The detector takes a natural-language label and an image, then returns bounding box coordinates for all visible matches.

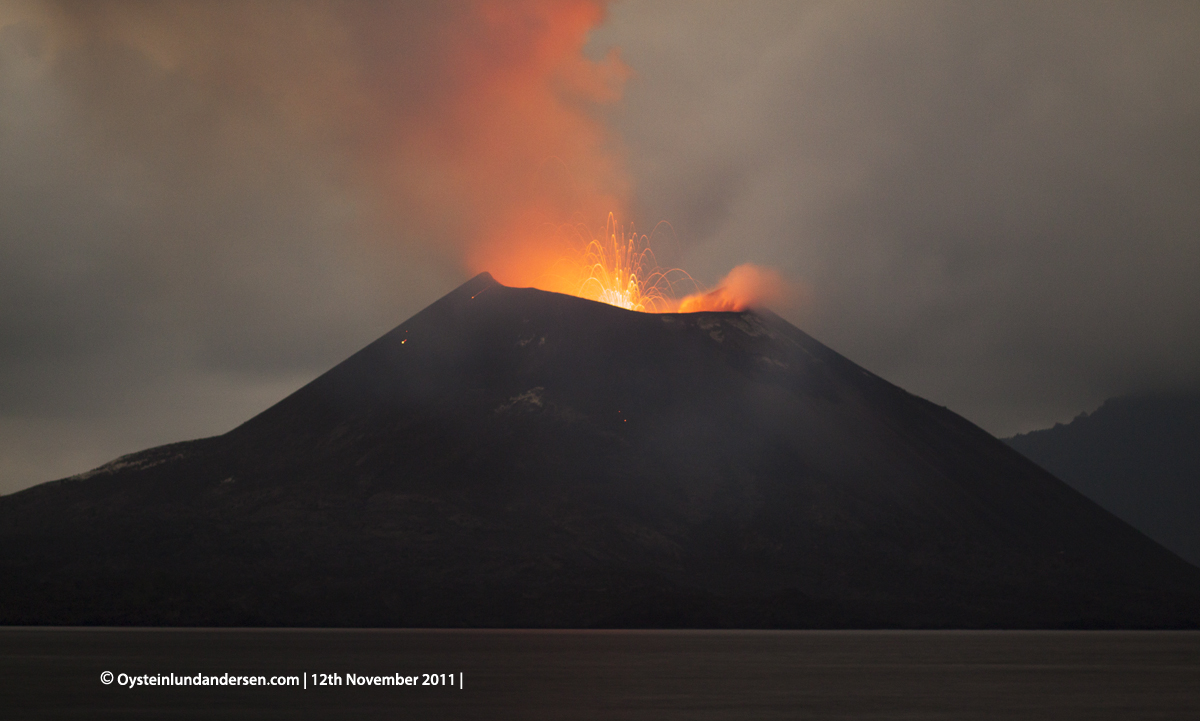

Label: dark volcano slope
[3,273,1199,627]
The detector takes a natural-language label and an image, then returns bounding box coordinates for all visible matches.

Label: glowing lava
[570,214,693,313]
[529,214,793,314]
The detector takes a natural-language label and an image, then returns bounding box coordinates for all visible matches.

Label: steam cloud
[677,264,797,313]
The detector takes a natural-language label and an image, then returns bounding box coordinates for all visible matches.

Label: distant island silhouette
[1007,391,1200,568]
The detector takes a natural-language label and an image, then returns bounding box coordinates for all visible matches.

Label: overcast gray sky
[2,1,1199,494]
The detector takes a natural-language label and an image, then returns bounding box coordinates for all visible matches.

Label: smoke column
[26,1,627,283]
[23,1,793,310]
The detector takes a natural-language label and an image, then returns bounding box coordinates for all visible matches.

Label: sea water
[2,628,1198,719]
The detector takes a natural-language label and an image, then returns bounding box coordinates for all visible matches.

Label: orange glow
[568,214,693,312]
[442,1,632,286]
[677,263,796,313]
[486,214,794,315]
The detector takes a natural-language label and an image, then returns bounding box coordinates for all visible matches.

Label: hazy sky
[2,1,1199,494]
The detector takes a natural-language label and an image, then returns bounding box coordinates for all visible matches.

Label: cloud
[594,0,1200,434]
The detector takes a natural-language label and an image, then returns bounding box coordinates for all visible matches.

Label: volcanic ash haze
[1,274,1198,628]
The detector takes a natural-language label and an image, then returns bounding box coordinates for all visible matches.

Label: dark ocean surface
[2,629,1198,719]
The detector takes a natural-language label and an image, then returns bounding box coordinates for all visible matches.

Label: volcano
[3,273,1198,627]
